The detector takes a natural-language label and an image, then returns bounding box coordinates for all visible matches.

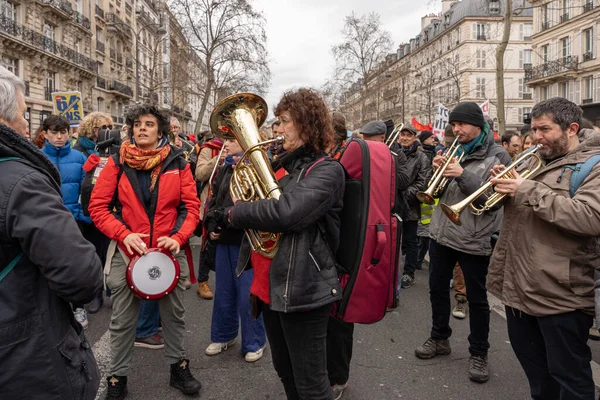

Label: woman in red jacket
[89,105,201,399]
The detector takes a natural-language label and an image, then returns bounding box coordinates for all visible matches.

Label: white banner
[480,100,490,116]
[432,103,449,141]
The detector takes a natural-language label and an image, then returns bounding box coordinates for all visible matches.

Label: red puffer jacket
[89,148,200,256]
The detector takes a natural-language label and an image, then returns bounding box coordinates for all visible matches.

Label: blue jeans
[211,243,266,354]
[136,300,159,339]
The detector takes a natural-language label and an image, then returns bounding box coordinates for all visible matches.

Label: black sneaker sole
[106,387,128,400]
[415,348,451,359]
[469,374,490,383]
[170,380,202,395]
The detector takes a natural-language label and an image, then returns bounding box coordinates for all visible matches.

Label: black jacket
[422,144,437,164]
[401,142,433,221]
[205,164,245,245]
[0,125,102,399]
[232,146,345,313]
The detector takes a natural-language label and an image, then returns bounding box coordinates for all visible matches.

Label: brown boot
[197,281,213,299]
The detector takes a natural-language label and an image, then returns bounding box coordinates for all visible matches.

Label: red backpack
[309,139,400,324]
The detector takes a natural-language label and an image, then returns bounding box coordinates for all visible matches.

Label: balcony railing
[584,1,594,12]
[96,76,106,89]
[41,0,73,17]
[96,39,105,53]
[95,4,104,19]
[108,79,133,97]
[522,92,533,100]
[560,13,569,23]
[73,11,91,30]
[106,13,132,38]
[583,52,594,62]
[185,110,192,118]
[583,98,594,104]
[0,16,97,73]
[541,21,551,31]
[524,55,579,83]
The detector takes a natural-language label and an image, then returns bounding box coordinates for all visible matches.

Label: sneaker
[197,281,214,300]
[205,339,236,356]
[184,279,192,290]
[400,274,414,289]
[590,327,600,341]
[332,382,348,400]
[170,358,202,395]
[88,290,104,314]
[452,301,467,320]
[469,355,489,383]
[245,345,266,363]
[135,333,164,349]
[74,308,89,330]
[415,337,451,359]
[105,375,128,400]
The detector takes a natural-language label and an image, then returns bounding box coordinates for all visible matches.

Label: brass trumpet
[385,123,404,148]
[210,92,284,258]
[440,144,543,225]
[416,137,464,205]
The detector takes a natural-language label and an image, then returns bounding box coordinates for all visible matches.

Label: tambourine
[126,248,180,300]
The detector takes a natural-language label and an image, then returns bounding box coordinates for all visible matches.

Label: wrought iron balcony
[583,52,594,62]
[0,16,97,73]
[560,13,569,23]
[106,13,132,39]
[96,76,107,89]
[541,21,551,31]
[583,98,594,104]
[95,4,104,19]
[524,55,579,83]
[40,0,73,18]
[108,79,133,97]
[185,110,192,118]
[584,1,594,12]
[73,11,91,30]
[96,39,105,53]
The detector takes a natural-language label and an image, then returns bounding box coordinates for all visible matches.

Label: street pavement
[86,243,600,400]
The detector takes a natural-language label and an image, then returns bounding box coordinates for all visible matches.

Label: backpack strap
[0,157,23,281]
[569,154,600,198]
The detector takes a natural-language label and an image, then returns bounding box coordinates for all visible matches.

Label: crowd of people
[1,62,600,400]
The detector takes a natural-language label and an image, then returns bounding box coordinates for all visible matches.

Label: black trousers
[428,240,490,356]
[506,306,594,400]
[197,238,216,282]
[401,220,419,277]
[262,303,334,400]
[417,236,430,269]
[326,316,354,386]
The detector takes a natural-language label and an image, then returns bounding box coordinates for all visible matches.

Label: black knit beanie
[449,102,485,130]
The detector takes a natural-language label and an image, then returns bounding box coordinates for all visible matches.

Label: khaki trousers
[106,247,189,376]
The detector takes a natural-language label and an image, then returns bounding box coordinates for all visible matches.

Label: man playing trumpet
[414,102,511,383]
[488,97,600,399]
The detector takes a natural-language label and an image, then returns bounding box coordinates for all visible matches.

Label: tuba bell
[210,93,284,258]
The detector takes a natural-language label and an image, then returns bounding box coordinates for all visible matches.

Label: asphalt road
[85,243,600,400]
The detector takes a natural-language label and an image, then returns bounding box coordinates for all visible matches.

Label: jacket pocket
[56,328,99,400]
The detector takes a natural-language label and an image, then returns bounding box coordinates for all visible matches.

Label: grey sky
[253,0,441,116]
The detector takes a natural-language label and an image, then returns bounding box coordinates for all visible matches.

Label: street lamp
[107,15,167,103]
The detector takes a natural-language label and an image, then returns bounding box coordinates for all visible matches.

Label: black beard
[539,131,569,161]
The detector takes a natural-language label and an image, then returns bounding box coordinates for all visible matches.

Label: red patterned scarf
[119,140,171,190]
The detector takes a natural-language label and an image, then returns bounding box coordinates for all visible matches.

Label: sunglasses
[97,125,114,130]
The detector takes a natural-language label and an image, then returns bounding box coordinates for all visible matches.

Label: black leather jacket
[232,145,345,312]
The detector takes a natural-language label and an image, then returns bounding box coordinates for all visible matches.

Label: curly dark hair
[42,115,70,133]
[530,97,583,131]
[125,105,170,138]
[274,88,333,153]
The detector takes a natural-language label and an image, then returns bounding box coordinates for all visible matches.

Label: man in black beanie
[415,101,511,384]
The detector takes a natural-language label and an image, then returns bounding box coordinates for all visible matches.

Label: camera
[97,127,122,156]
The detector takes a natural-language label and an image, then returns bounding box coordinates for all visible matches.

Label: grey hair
[531,97,583,131]
[0,66,25,123]
[170,116,181,126]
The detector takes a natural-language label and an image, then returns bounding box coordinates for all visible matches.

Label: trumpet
[416,137,464,205]
[385,123,404,148]
[440,144,543,225]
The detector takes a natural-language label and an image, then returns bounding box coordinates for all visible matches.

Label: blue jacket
[42,141,91,224]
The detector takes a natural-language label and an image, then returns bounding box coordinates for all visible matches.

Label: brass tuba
[440,144,543,225]
[210,93,284,258]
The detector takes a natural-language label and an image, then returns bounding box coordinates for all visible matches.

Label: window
[3,0,17,21]
[523,23,533,40]
[583,28,595,61]
[476,49,486,68]
[1,56,18,76]
[97,97,105,112]
[560,0,570,21]
[584,76,595,102]
[541,44,549,63]
[519,79,532,99]
[163,87,169,105]
[560,81,569,98]
[518,107,532,123]
[541,86,549,101]
[561,37,571,58]
[520,49,533,68]
[540,4,550,30]
[45,71,56,101]
[476,77,486,98]
[43,23,54,40]
[489,0,500,14]
[473,23,487,40]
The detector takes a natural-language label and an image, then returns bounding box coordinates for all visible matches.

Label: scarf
[0,124,61,187]
[77,136,98,156]
[224,154,241,167]
[119,138,171,190]
[401,140,420,155]
[457,122,490,157]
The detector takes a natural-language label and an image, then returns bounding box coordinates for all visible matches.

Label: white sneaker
[205,339,235,356]
[74,308,89,330]
[245,345,266,363]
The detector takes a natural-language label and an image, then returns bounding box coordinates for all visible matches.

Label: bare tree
[496,0,513,135]
[169,0,271,133]
[331,12,393,124]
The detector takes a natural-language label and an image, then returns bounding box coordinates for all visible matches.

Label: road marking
[92,329,111,400]
[488,292,600,391]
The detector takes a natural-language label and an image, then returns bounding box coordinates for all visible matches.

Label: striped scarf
[119,140,171,190]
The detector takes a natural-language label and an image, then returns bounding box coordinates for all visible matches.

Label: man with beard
[488,97,600,399]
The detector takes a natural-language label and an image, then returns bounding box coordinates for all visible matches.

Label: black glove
[204,207,228,233]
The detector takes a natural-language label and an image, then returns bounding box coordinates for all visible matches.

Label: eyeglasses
[47,129,69,136]
[96,125,114,130]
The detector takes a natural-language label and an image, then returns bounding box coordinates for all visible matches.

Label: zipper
[283,234,296,312]
[308,251,321,272]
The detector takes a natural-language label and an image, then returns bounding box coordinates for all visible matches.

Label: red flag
[411,117,433,132]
